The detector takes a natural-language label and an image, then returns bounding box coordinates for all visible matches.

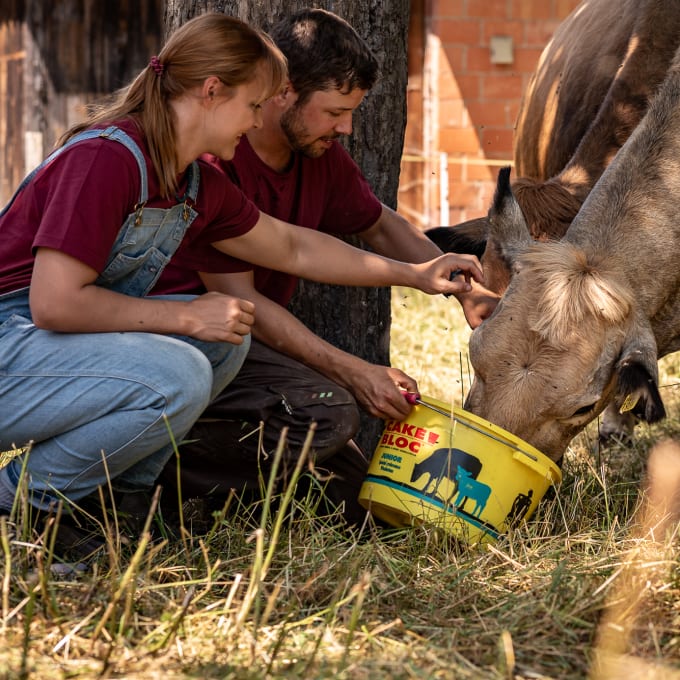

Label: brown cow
[428,0,680,294]
[463,38,680,461]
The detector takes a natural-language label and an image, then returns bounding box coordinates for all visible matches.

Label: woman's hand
[411,253,485,296]
[30,248,254,343]
[184,291,255,343]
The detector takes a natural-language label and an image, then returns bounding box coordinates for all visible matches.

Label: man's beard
[280,105,338,158]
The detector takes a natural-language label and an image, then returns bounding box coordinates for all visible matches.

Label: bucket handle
[512,450,561,483]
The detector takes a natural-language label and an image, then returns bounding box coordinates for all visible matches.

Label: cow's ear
[487,167,532,271]
[425,218,488,259]
[614,327,666,423]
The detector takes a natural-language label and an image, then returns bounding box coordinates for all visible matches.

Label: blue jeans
[0,290,249,509]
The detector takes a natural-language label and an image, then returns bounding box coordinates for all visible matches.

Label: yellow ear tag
[619,393,639,413]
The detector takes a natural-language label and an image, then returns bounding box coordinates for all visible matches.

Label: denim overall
[0,126,250,507]
[2,125,201,297]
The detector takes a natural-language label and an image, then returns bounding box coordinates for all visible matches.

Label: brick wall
[398,0,582,229]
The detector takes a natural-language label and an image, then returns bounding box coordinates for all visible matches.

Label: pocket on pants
[272,385,357,416]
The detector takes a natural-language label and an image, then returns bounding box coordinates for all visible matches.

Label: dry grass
[0,287,679,679]
[391,286,475,406]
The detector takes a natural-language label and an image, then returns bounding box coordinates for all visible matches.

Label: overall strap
[1,126,149,216]
[95,126,149,205]
[173,158,201,218]
[174,160,201,222]
[185,161,200,202]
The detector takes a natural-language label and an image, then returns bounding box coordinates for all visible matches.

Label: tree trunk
[164,0,410,453]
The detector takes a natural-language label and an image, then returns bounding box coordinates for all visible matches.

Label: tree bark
[164,0,410,453]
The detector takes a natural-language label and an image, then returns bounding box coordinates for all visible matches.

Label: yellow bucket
[358,396,561,543]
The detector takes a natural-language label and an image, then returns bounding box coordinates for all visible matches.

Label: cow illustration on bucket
[359,395,562,544]
[409,446,490,516]
[454,467,491,518]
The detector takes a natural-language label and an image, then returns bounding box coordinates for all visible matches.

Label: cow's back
[515,0,666,180]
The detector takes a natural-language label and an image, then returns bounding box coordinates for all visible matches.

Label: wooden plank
[0,0,163,204]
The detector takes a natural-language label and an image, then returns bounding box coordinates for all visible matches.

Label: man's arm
[359,205,500,328]
[200,269,418,421]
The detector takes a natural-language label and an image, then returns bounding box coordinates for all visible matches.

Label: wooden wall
[0,0,162,204]
[0,5,25,203]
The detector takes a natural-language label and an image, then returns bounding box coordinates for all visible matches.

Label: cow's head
[463,169,665,462]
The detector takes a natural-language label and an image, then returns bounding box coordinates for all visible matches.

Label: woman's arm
[211,212,484,295]
[30,248,254,343]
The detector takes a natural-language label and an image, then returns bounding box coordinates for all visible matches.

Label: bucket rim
[415,395,562,481]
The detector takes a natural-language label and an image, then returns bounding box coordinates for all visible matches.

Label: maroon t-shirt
[156,136,383,305]
[0,119,259,296]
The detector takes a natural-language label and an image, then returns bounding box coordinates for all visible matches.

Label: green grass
[1,287,679,679]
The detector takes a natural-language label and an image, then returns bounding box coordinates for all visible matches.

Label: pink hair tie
[150,56,165,76]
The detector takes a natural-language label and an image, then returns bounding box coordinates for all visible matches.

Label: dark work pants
[157,340,371,525]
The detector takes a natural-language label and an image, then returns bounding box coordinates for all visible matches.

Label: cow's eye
[572,403,596,417]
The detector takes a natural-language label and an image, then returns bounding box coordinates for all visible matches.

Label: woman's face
[205,74,267,160]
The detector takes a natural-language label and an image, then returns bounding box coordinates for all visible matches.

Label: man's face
[279,87,367,158]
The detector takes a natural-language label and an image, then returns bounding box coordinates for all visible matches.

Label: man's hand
[342,361,417,421]
[455,280,500,329]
